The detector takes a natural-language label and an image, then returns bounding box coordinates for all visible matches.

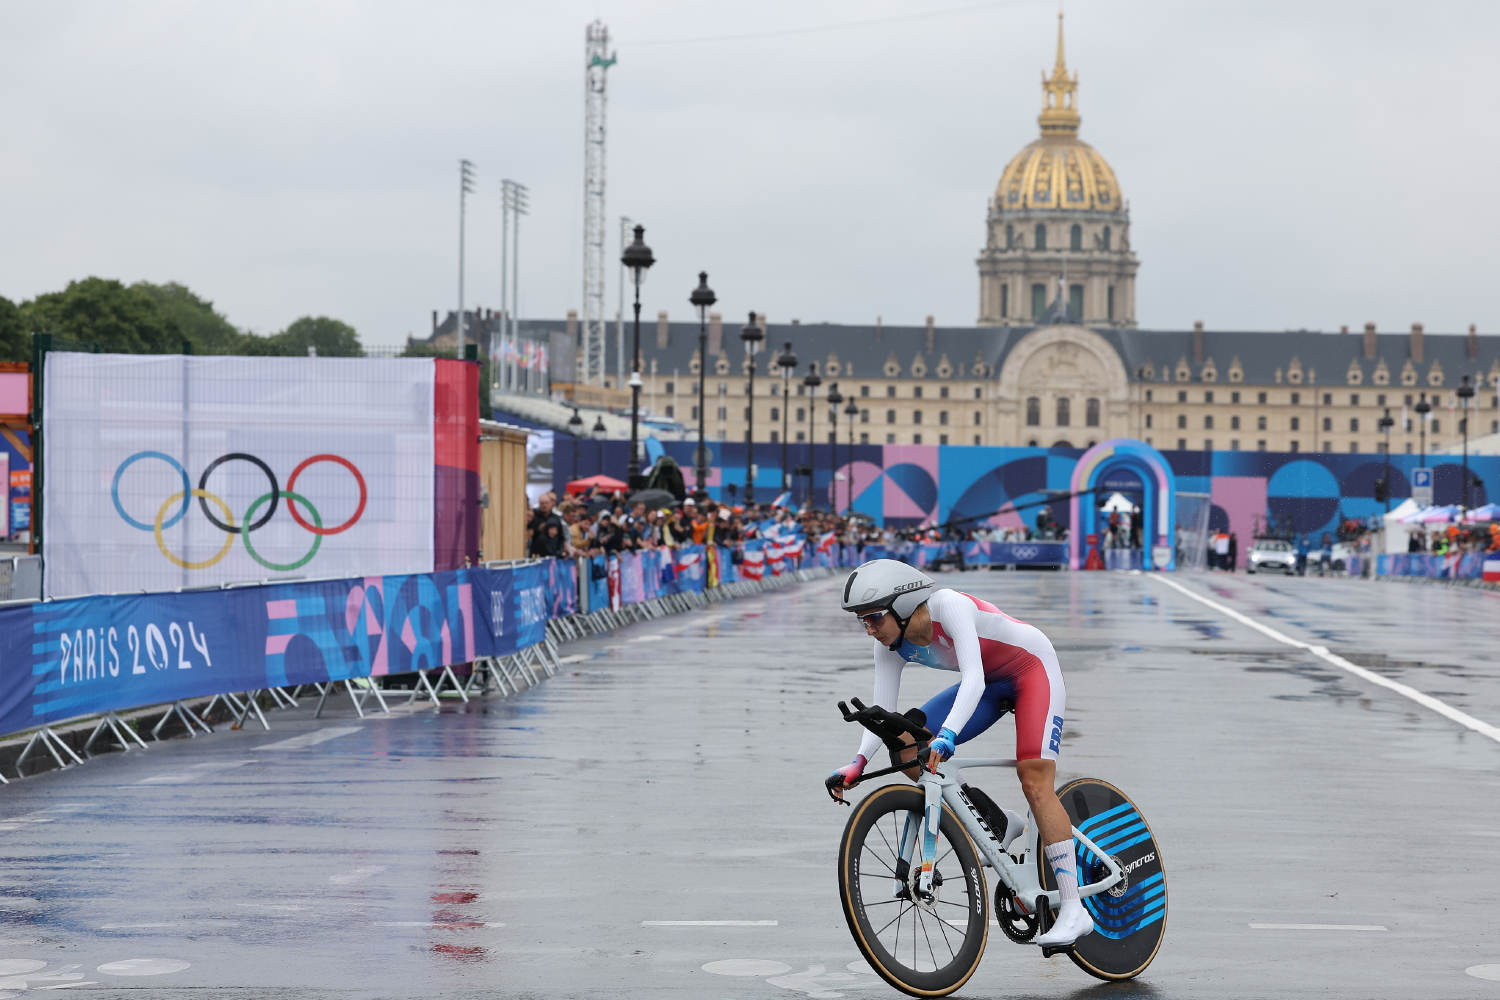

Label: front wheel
[837,783,988,997]
[1041,778,1167,981]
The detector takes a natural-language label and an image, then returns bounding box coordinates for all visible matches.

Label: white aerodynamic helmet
[841,559,935,622]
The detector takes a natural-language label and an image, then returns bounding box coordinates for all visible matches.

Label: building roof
[515,317,1500,391]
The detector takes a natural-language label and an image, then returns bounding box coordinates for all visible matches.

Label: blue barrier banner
[588,556,609,612]
[674,545,707,592]
[991,542,1068,565]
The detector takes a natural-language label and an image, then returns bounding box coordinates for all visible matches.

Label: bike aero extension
[827,699,1166,996]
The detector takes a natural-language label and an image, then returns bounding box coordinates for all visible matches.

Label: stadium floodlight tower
[581,21,617,386]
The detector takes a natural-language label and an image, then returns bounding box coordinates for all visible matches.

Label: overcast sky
[2,0,1497,346]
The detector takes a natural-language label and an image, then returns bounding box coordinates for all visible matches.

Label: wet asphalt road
[0,571,1498,998]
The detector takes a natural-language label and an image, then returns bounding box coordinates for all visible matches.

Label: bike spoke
[917,909,941,971]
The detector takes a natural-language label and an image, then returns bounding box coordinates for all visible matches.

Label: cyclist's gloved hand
[829,754,868,788]
[929,728,958,762]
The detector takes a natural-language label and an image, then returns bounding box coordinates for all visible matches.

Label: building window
[1290,440,1300,452]
[1026,397,1041,425]
[973,411,982,425]
[796,383,805,396]
[1493,420,1499,434]
[770,430,779,443]
[665,405,675,418]
[1068,284,1083,318]
[1257,415,1267,430]
[974,387,982,399]
[1106,285,1115,321]
[770,384,779,397]
[886,410,896,424]
[860,433,869,444]
[1291,417,1300,431]
[717,430,726,441]
[1177,438,1187,450]
[1070,224,1082,251]
[796,407,805,422]
[1145,414,1153,428]
[1257,440,1267,451]
[1351,394,1360,406]
[744,407,751,420]
[860,409,869,423]
[717,406,727,420]
[939,411,949,425]
[1034,224,1047,249]
[1005,222,1014,249]
[1349,442,1359,453]
[1176,414,1187,429]
[1322,417,1331,432]
[1001,284,1009,318]
[914,386,923,399]
[1432,419,1441,433]
[769,407,779,421]
[1377,394,1386,406]
[914,410,924,425]
[940,434,949,445]
[1231,415,1240,430]
[1146,390,1153,402]
[1405,441,1413,453]
[1205,391,1214,403]
[1291,392,1300,405]
[940,386,949,399]
[974,435,982,445]
[718,382,727,395]
[664,381,674,394]
[1231,391,1241,403]
[1258,392,1268,404]
[887,385,896,397]
[860,385,870,397]
[1204,415,1214,429]
[1204,439,1213,451]
[913,434,923,445]
[1057,397,1071,426]
[1086,397,1100,426]
[1321,441,1331,452]
[1032,283,1046,318]
[886,433,896,443]
[1323,393,1332,405]
[1349,418,1360,432]
[1230,439,1239,451]
[1102,225,1112,250]
[691,405,699,419]
[1177,390,1188,402]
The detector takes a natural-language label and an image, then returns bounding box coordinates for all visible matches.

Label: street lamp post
[568,407,584,482]
[740,313,764,504]
[592,415,607,476]
[1377,407,1395,513]
[1459,374,1475,514]
[689,273,716,498]
[777,342,797,497]
[801,363,821,508]
[1415,392,1431,467]
[620,225,656,491]
[844,394,859,514]
[826,383,843,512]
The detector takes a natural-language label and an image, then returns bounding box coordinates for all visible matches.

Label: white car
[1246,538,1296,575]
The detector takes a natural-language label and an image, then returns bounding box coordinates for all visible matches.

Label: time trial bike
[827,698,1166,997]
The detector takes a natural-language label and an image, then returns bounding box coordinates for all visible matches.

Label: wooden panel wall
[480,424,529,561]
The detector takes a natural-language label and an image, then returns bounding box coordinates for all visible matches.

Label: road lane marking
[95,958,191,975]
[1153,576,1500,745]
[136,760,256,785]
[259,726,362,751]
[703,959,793,976]
[642,920,777,926]
[1468,966,1500,981]
[0,805,86,832]
[1248,929,1386,935]
[328,865,387,884]
[558,654,587,664]
[375,921,505,928]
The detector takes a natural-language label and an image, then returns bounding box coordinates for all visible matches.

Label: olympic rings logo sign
[111,452,368,571]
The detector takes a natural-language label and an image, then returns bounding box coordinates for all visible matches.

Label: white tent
[1382,498,1420,553]
[1100,492,1137,513]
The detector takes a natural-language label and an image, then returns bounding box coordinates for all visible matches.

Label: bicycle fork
[892,781,945,900]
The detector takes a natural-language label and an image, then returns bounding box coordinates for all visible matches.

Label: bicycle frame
[904,757,1124,912]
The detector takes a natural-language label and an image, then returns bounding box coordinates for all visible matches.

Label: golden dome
[994,13,1123,214]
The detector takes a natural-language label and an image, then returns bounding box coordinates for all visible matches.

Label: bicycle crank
[995,885,1038,944]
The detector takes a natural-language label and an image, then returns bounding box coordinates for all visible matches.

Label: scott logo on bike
[1048,714,1063,754]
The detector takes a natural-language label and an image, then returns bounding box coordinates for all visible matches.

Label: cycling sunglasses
[855,609,889,630]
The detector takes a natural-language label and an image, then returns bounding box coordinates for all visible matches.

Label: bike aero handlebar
[826,696,1017,801]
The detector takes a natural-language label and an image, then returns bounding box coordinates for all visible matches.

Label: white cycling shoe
[1035,903,1095,949]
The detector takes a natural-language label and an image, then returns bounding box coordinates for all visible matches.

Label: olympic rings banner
[0,561,578,738]
[42,354,438,598]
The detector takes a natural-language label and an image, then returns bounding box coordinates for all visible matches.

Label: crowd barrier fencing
[0,546,842,781]
[1374,552,1494,580]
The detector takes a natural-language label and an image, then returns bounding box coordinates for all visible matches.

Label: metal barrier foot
[17,727,84,777]
[84,711,149,755]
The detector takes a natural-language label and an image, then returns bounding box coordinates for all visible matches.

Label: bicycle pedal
[1040,945,1074,959]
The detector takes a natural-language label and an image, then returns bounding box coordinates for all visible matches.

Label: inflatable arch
[1068,439,1178,571]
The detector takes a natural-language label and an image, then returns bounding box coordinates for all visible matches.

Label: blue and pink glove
[830,754,868,788]
[929,728,959,762]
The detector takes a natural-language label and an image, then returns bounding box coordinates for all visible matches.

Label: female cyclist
[826,559,1094,948]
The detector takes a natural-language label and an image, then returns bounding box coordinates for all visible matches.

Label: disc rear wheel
[837,783,988,997]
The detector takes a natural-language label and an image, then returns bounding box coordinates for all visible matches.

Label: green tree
[20,278,182,354]
[264,316,363,357]
[132,281,248,354]
[0,297,26,363]
[402,342,492,420]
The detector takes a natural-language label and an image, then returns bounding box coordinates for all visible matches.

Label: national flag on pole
[767,541,785,576]
[770,491,792,509]
[742,542,765,581]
